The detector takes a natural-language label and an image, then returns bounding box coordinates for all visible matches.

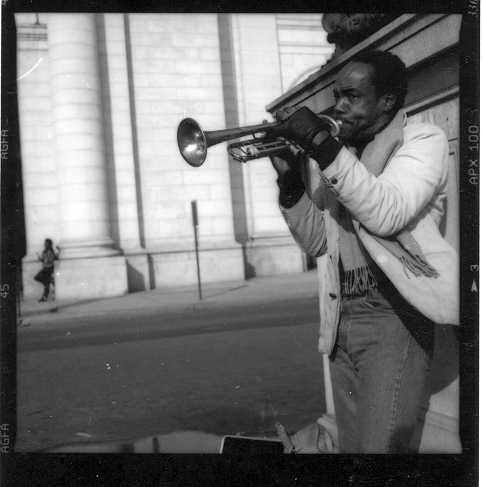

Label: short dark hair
[351,50,408,112]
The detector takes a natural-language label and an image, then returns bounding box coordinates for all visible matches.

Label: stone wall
[277,14,333,90]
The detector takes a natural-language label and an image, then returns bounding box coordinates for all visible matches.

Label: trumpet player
[269,50,457,453]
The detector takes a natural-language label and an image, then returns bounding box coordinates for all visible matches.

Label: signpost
[191,200,202,300]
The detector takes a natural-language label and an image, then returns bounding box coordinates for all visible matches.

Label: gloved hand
[269,148,305,209]
[269,106,331,150]
[269,145,299,179]
[269,106,343,171]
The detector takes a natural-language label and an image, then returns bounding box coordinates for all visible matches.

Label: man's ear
[381,93,397,113]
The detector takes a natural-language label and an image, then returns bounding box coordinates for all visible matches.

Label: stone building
[15,13,334,300]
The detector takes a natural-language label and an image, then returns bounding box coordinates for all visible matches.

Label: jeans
[329,285,434,453]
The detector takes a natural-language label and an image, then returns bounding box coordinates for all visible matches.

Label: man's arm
[268,107,448,239]
[281,193,328,258]
[320,124,448,236]
[271,151,328,258]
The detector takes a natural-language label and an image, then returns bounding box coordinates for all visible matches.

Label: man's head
[332,50,408,144]
[44,238,53,249]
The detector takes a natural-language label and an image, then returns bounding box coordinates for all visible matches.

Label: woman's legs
[35,268,53,301]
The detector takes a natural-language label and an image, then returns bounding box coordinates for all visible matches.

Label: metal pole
[191,200,202,300]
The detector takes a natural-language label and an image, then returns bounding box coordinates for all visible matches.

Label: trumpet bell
[177,118,208,167]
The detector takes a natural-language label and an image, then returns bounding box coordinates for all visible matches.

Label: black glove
[269,106,343,171]
[270,106,331,150]
[270,149,305,209]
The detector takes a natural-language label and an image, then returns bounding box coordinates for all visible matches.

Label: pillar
[225,14,305,277]
[97,13,150,291]
[47,13,127,299]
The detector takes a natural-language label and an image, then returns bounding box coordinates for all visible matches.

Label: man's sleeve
[280,192,328,258]
[318,125,448,237]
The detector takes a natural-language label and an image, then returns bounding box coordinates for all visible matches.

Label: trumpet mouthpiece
[318,114,342,137]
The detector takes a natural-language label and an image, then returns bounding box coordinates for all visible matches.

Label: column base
[149,240,244,288]
[124,249,150,292]
[22,254,128,300]
[243,236,305,278]
[54,255,128,300]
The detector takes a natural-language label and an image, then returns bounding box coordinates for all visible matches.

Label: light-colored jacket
[281,122,459,354]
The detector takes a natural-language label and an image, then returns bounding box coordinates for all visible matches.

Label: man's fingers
[269,155,291,177]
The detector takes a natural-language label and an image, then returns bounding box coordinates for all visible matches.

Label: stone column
[47,13,127,299]
[97,13,150,291]
[227,14,305,276]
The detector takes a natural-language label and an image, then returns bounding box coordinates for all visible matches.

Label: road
[16,295,326,451]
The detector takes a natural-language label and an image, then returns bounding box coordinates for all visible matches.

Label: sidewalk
[19,270,319,328]
[16,269,325,453]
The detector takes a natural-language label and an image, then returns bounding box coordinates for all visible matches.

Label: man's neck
[344,111,397,152]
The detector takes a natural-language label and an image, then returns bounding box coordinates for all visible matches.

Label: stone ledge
[244,235,297,248]
[146,238,243,254]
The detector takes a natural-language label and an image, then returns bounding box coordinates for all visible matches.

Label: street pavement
[16,270,327,452]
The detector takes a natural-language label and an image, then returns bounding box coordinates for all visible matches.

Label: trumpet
[177,111,342,167]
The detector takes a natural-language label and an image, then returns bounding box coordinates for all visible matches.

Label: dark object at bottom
[220,436,284,454]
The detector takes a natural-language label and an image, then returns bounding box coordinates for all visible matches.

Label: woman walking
[34,238,60,302]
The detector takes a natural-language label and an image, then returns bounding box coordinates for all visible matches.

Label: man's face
[332,62,391,144]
